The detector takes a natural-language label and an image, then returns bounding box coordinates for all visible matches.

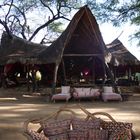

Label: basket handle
[54,108,76,120]
[86,112,116,122]
[57,104,97,120]
[23,117,43,133]
[62,104,93,116]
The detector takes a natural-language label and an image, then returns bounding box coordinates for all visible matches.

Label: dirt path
[0,88,140,140]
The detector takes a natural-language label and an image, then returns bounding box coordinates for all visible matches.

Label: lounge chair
[102,86,122,102]
[51,86,71,102]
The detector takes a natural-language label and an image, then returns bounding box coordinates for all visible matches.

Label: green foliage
[0,0,82,42]
[88,0,140,45]
[2,0,140,45]
[48,22,63,33]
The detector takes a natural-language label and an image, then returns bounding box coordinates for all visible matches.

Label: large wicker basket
[23,104,135,140]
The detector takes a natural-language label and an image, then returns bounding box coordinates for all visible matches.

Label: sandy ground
[0,87,140,140]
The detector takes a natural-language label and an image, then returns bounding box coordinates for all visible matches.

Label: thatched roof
[37,5,107,64]
[0,5,106,65]
[0,32,48,64]
[106,39,140,66]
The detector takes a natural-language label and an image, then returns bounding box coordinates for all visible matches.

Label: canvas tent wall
[106,39,140,83]
[0,32,48,88]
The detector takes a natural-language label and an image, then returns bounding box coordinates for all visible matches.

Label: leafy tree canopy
[87,0,140,44]
[0,0,140,45]
[0,0,82,44]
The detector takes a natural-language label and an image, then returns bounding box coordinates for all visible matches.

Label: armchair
[51,86,71,102]
[102,86,122,102]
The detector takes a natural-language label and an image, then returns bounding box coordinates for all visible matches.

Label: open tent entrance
[58,56,106,86]
[56,8,106,86]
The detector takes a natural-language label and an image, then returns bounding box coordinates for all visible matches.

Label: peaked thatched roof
[0,32,48,64]
[106,39,140,65]
[37,5,107,64]
[0,5,106,65]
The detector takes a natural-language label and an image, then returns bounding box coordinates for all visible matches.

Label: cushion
[103,86,113,93]
[78,92,86,97]
[90,88,99,93]
[88,129,108,140]
[68,129,88,140]
[73,92,86,98]
[61,86,70,94]
[52,94,71,101]
[90,88,100,97]
[73,88,85,98]
[102,93,122,102]
[43,119,71,137]
[74,88,83,93]
[72,118,101,130]
[83,88,90,96]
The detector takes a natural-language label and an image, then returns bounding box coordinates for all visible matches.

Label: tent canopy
[38,5,107,64]
[106,39,140,66]
[0,5,111,86]
[0,32,47,64]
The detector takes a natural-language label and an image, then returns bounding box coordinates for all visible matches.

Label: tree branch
[5,0,14,23]
[29,17,58,41]
[1,2,27,39]
[0,19,12,39]
[39,0,55,17]
[28,14,70,41]
[7,14,27,39]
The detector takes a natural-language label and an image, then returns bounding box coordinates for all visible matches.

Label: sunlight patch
[0,97,17,101]
[1,113,21,117]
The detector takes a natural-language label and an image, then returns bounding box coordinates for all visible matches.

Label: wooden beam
[62,58,67,85]
[92,57,95,84]
[52,63,59,95]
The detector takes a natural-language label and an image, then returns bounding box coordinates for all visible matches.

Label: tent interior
[106,39,140,86]
[56,11,106,86]
[58,56,105,86]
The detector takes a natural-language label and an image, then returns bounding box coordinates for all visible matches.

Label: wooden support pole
[113,66,116,82]
[62,58,67,85]
[26,64,30,92]
[92,57,95,84]
[104,62,119,93]
[102,58,106,85]
[52,63,59,95]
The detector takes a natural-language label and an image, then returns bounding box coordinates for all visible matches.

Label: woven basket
[23,104,90,140]
[85,112,135,140]
[23,104,135,140]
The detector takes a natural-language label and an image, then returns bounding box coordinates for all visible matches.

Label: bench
[72,87,100,101]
